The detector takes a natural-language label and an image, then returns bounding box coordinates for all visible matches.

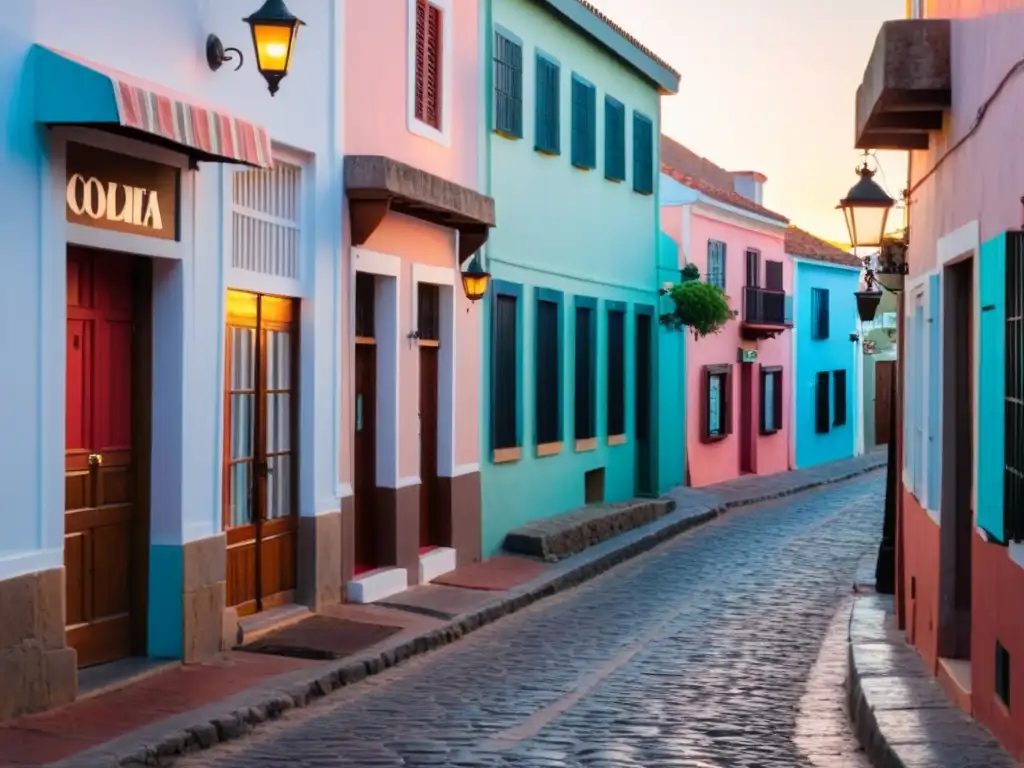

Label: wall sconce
[207,0,305,96]
[461,257,491,303]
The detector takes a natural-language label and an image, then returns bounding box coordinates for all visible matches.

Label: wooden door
[419,344,440,548]
[875,360,894,446]
[65,247,147,668]
[739,363,755,474]
[634,313,654,496]
[223,291,298,617]
[354,342,378,572]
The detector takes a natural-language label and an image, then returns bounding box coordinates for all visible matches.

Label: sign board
[65,143,180,241]
[738,348,758,363]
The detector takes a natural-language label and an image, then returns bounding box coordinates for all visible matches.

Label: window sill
[605,176,624,184]
[700,433,728,444]
[417,339,439,348]
[355,336,376,345]
[760,427,780,436]
[534,146,560,157]
[494,128,522,141]
[607,434,627,446]
[536,441,562,458]
[571,162,594,172]
[575,437,597,452]
[408,117,450,148]
[493,447,522,464]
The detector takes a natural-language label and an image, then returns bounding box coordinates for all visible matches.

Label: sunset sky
[587,0,908,244]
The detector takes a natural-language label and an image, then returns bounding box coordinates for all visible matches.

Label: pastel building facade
[855,1,1024,757]
[660,139,792,488]
[479,0,681,555]
[341,0,494,604]
[786,226,863,469]
[0,0,346,720]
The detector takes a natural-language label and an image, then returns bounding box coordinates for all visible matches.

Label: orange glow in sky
[587,0,908,243]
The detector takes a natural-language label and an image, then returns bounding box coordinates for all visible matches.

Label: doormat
[238,615,402,661]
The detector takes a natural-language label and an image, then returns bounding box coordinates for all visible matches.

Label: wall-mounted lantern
[207,0,305,96]
[461,257,491,303]
[837,155,896,251]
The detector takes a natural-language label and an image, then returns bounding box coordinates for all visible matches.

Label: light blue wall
[481,0,677,555]
[794,260,860,468]
[657,233,685,493]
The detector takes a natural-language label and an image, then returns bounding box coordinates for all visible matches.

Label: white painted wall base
[346,566,408,603]
[419,546,457,583]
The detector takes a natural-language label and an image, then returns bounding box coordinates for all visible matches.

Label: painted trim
[493,22,522,45]
[406,0,454,147]
[534,0,680,93]
[694,198,788,234]
[634,303,655,316]
[574,294,598,311]
[336,482,354,499]
[453,462,480,476]
[411,263,457,478]
[937,219,979,266]
[353,249,401,488]
[606,299,626,313]
[397,475,421,488]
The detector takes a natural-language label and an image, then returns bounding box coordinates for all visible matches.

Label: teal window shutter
[978,233,1007,540]
[604,96,625,182]
[493,30,523,139]
[534,54,560,155]
[926,274,941,510]
[571,74,596,169]
[632,111,653,194]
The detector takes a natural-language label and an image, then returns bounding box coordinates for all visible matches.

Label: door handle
[87,453,103,467]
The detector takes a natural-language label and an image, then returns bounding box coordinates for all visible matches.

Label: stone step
[503,498,676,562]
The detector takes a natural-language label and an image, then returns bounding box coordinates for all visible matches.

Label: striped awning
[32,45,273,169]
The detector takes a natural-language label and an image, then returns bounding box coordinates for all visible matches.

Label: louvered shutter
[765,260,783,291]
[571,77,595,169]
[604,97,625,182]
[535,56,560,155]
[535,299,561,444]
[493,32,522,138]
[632,112,653,194]
[415,0,443,129]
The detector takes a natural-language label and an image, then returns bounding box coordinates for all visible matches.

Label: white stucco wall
[0,0,345,580]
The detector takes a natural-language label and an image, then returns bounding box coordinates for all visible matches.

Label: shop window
[702,364,732,442]
[760,365,783,435]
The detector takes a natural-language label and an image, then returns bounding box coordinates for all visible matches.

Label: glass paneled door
[223,290,298,617]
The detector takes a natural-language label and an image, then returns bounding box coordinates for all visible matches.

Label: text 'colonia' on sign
[66,173,164,231]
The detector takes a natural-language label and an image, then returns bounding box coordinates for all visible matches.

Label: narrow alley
[176,475,883,768]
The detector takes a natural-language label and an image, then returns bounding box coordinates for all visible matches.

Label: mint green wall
[480,0,677,555]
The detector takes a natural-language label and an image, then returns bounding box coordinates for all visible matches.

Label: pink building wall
[338,0,483,487]
[665,208,792,487]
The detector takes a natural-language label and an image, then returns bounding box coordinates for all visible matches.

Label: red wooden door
[354,341,378,572]
[739,362,755,474]
[419,345,440,548]
[223,291,298,617]
[65,248,138,668]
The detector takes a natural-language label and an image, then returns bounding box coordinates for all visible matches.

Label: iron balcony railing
[742,286,790,326]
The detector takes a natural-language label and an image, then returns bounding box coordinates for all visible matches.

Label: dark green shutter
[814,371,830,434]
[571,76,595,169]
[632,111,653,194]
[534,55,560,155]
[493,32,523,138]
[604,97,625,182]
[535,299,561,444]
[492,294,519,450]
[607,309,626,434]
[574,306,594,439]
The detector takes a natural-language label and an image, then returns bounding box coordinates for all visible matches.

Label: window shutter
[814,371,830,433]
[632,112,653,194]
[978,235,1007,538]
[574,306,595,439]
[833,369,847,426]
[535,299,561,445]
[415,1,443,129]
[571,77,595,169]
[765,260,783,291]
[534,56,560,155]
[1006,233,1024,540]
[493,32,523,138]
[927,274,942,510]
[607,309,626,435]
[604,97,626,182]
[492,294,518,450]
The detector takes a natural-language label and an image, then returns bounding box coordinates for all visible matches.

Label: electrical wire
[906,53,1024,199]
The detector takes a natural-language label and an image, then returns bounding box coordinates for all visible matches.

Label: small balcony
[740,286,792,340]
[855,19,951,151]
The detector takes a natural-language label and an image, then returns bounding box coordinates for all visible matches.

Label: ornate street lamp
[207,0,304,96]
[461,257,491,303]
[837,155,896,250]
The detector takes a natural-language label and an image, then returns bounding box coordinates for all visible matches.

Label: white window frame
[406,0,454,147]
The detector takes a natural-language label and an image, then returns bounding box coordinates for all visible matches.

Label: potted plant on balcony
[659,264,734,339]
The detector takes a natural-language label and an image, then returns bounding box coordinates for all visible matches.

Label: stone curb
[76,457,886,767]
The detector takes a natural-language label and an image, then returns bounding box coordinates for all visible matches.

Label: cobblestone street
[180,473,884,768]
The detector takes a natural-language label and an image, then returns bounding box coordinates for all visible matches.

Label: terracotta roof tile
[571,0,680,79]
[661,164,789,224]
[785,226,862,267]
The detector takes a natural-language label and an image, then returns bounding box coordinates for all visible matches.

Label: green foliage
[680,263,701,282]
[659,279,734,339]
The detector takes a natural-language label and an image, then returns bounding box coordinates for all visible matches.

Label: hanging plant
[659,274,734,339]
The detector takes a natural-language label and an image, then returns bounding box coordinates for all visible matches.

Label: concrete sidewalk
[847,593,1020,767]
[0,451,886,767]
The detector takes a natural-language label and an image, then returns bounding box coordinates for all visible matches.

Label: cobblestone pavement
[181,474,883,768]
